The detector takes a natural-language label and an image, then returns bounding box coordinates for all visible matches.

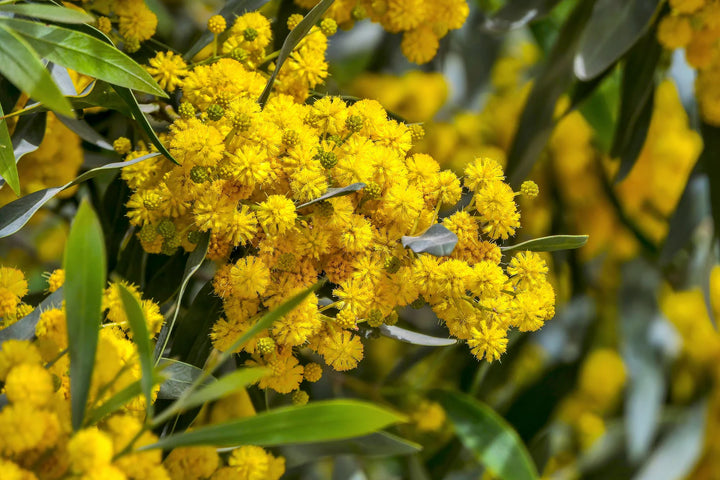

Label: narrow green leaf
[296,182,366,209]
[118,283,155,418]
[0,102,19,195]
[401,224,458,257]
[500,235,588,253]
[505,0,597,188]
[574,0,660,80]
[10,112,47,161]
[0,4,94,24]
[111,86,178,164]
[0,24,74,117]
[0,288,64,345]
[282,432,422,468]
[183,0,270,61]
[432,390,539,480]
[701,122,720,243]
[143,400,406,450]
[154,232,210,362]
[378,325,456,346]
[64,201,106,431]
[0,18,166,98]
[258,0,334,107]
[659,175,710,265]
[176,367,267,412]
[482,0,563,32]
[0,152,160,238]
[86,371,165,425]
[157,359,215,400]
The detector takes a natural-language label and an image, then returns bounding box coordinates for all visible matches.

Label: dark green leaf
[143,400,405,450]
[157,359,214,400]
[11,112,47,161]
[296,182,366,209]
[0,18,166,97]
[401,224,458,257]
[574,0,660,80]
[64,200,106,431]
[57,116,113,150]
[432,390,539,480]
[169,281,223,368]
[700,122,720,242]
[175,367,267,412]
[0,24,74,117]
[660,175,710,265]
[0,4,94,23]
[0,288,64,344]
[282,432,422,468]
[378,325,456,346]
[183,0,271,61]
[258,0,334,107]
[144,251,190,305]
[482,0,563,32]
[154,232,210,361]
[633,401,707,480]
[610,21,662,182]
[0,103,19,195]
[111,86,178,164]
[576,67,620,153]
[500,235,588,253]
[0,152,159,238]
[118,283,155,418]
[505,0,597,188]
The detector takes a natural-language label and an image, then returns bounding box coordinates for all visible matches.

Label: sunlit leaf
[0,24,74,117]
[0,103,19,195]
[157,359,214,400]
[379,325,456,346]
[500,235,588,253]
[296,183,366,209]
[175,367,267,412]
[64,201,106,431]
[143,400,406,450]
[0,4,94,23]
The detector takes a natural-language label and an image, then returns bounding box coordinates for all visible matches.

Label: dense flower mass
[294,0,469,64]
[121,13,555,396]
[657,0,720,125]
[0,267,286,480]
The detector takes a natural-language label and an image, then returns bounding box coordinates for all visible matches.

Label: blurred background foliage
[1,0,720,479]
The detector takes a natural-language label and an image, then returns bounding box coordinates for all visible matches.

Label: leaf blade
[378,325,457,346]
[500,235,588,253]
[0,4,94,24]
[0,102,19,195]
[176,367,267,412]
[401,224,458,257]
[64,201,107,431]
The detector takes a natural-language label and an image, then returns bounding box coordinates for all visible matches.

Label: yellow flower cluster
[81,0,158,52]
[0,114,83,207]
[0,267,286,480]
[294,0,469,64]
[0,266,30,326]
[348,70,448,123]
[122,17,555,394]
[657,0,720,125]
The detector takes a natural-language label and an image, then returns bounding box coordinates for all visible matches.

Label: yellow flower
[145,51,188,91]
[320,329,364,371]
[67,428,114,473]
[230,257,271,299]
[118,3,157,42]
[256,195,297,236]
[468,321,508,362]
[4,363,54,407]
[164,447,220,480]
[0,339,42,381]
[401,25,439,64]
[226,445,285,480]
[412,401,446,432]
[46,268,65,292]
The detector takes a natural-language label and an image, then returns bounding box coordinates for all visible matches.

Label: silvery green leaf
[296,182,366,209]
[401,224,458,257]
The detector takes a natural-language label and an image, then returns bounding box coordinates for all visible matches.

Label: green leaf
[154,232,210,362]
[500,235,588,253]
[0,152,159,238]
[258,0,335,107]
[157,359,214,400]
[482,0,563,32]
[0,18,166,98]
[117,283,155,418]
[505,0,597,188]
[0,4,94,24]
[143,400,406,450]
[574,0,660,81]
[378,325,457,346]
[57,116,113,150]
[659,176,710,265]
[0,102,19,196]
[701,122,720,242]
[111,85,178,164]
[175,367,267,413]
[401,224,458,257]
[282,432,422,468]
[0,24,74,117]
[64,201,106,431]
[10,112,47,161]
[432,390,539,480]
[296,182,366,209]
[183,0,270,61]
[609,21,662,182]
[0,288,64,345]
